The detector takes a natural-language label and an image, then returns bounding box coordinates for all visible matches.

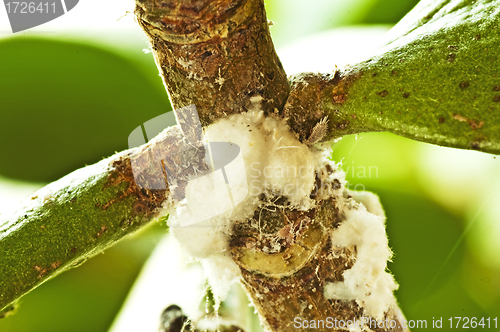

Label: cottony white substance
[205,109,317,209]
[169,110,318,301]
[324,197,398,320]
[200,254,241,303]
[348,190,385,218]
[168,110,397,318]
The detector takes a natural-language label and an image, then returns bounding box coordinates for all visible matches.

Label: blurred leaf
[330,132,424,193]
[0,37,171,182]
[380,189,465,312]
[361,0,420,24]
[265,0,377,47]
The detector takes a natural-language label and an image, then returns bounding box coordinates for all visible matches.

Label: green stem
[0,132,175,312]
[284,0,500,155]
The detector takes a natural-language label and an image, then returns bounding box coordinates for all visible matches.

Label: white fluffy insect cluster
[168,110,318,299]
[324,192,399,320]
[167,110,398,318]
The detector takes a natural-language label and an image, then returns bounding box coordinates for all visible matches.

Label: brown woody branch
[134,0,289,126]
[134,1,408,331]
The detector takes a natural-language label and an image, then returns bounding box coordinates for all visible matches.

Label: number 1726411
[5,2,57,14]
[448,317,497,329]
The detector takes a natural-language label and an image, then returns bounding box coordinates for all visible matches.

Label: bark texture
[135,0,290,125]
[229,172,408,332]
[134,1,408,331]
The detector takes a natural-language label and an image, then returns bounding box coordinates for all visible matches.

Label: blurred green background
[0,0,499,331]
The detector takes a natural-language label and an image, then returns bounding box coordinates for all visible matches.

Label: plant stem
[284,0,500,155]
[0,128,183,312]
[135,1,409,331]
[134,0,290,124]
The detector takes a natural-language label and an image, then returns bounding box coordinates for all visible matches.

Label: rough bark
[134,0,290,124]
[228,173,408,332]
[135,1,408,331]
